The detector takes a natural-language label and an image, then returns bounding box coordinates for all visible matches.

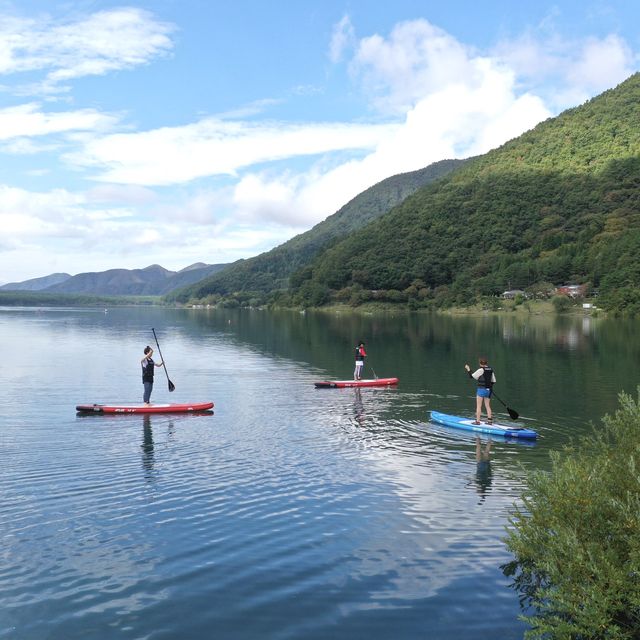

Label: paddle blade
[168,380,176,392]
[507,407,519,420]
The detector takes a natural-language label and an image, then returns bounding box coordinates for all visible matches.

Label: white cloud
[565,35,635,97]
[0,102,117,141]
[329,15,356,63]
[350,19,476,115]
[85,184,158,206]
[70,117,399,186]
[492,31,637,110]
[0,8,174,94]
[57,17,557,237]
[223,29,553,230]
[232,173,302,226]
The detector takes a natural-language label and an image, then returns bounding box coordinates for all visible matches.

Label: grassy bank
[299,298,603,317]
[443,298,603,317]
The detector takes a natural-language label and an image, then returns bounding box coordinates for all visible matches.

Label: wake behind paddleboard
[76,402,214,414]
[429,410,537,439]
[314,378,399,388]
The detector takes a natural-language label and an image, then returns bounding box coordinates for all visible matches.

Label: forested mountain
[288,73,640,313]
[40,263,227,296]
[168,159,465,304]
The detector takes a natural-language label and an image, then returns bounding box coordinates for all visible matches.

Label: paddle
[370,364,379,379]
[491,390,519,420]
[151,327,175,392]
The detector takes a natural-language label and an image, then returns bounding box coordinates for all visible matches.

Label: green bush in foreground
[504,389,640,639]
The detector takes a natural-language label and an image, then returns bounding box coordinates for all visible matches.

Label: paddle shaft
[152,328,175,392]
[490,389,519,420]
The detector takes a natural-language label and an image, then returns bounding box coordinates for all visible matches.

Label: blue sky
[0,0,638,283]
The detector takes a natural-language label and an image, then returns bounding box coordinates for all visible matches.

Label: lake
[1,306,635,639]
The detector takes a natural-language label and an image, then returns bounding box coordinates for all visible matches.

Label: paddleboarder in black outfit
[141,346,164,405]
[465,357,496,424]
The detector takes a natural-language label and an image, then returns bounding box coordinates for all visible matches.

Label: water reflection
[353,388,365,426]
[499,313,599,352]
[6,306,639,639]
[141,415,155,481]
[473,436,493,504]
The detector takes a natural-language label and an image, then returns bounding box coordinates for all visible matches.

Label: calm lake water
[1,306,636,639]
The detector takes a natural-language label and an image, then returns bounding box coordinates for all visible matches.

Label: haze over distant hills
[1,263,227,296]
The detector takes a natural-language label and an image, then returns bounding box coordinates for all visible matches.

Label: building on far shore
[502,289,526,299]
[556,284,587,298]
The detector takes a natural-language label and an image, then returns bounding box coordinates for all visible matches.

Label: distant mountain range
[1,263,228,296]
[0,272,72,291]
[9,73,640,313]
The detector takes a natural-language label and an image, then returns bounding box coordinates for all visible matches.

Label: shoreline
[313,298,603,317]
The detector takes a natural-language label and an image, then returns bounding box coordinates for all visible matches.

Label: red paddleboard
[76,402,214,414]
[314,378,399,388]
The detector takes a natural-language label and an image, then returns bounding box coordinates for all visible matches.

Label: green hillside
[167,159,465,304]
[290,73,640,314]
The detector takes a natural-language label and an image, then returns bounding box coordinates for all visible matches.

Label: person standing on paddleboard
[354,341,367,380]
[141,346,164,406]
[464,358,496,424]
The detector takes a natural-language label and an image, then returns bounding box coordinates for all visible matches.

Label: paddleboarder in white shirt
[464,357,496,424]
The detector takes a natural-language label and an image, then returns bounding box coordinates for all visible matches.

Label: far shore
[313,298,603,317]
[441,298,603,317]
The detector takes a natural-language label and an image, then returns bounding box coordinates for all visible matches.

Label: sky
[0,0,638,284]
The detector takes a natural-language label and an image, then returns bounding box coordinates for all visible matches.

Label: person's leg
[354,362,359,380]
[475,394,482,423]
[484,397,492,422]
[143,381,152,404]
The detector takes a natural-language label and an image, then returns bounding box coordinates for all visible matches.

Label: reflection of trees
[182,306,639,434]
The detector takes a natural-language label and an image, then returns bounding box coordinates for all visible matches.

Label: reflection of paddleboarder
[353,387,365,425]
[141,415,155,478]
[474,436,492,503]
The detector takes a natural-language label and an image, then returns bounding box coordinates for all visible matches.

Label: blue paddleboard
[429,410,537,439]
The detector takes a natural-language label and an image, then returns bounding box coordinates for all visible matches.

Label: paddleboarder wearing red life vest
[354,341,367,380]
[465,358,496,424]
